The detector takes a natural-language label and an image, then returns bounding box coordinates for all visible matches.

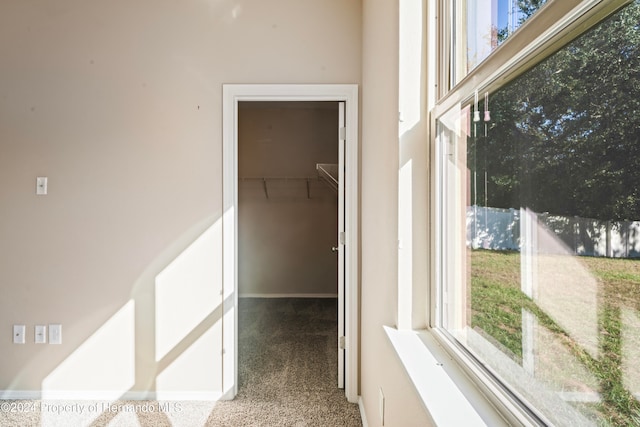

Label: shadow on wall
[33,212,229,425]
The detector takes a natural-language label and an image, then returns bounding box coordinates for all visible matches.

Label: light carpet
[0,298,362,427]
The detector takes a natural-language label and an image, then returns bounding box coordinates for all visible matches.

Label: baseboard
[0,390,222,401]
[239,293,338,298]
[358,396,369,427]
[0,390,41,400]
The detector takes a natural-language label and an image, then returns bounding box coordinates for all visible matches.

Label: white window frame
[429,0,635,424]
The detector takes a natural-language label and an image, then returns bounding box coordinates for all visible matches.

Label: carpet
[0,298,362,427]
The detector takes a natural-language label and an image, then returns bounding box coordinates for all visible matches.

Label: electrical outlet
[49,324,62,344]
[35,325,47,344]
[13,325,26,344]
[36,177,48,195]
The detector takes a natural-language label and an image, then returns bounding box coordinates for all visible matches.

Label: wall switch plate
[35,325,47,344]
[13,325,26,344]
[36,177,48,195]
[49,324,62,344]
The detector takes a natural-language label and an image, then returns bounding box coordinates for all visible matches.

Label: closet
[237,101,339,297]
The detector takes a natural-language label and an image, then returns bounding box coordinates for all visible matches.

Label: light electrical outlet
[35,325,47,344]
[36,177,48,195]
[13,325,26,344]
[49,324,62,344]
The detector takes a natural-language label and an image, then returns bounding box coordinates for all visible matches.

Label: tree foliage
[497,0,549,43]
[516,0,548,20]
[469,0,640,221]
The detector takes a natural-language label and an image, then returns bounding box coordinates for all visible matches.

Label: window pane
[438,1,640,425]
[466,0,548,71]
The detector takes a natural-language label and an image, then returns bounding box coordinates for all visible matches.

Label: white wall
[238,102,339,296]
[0,0,361,397]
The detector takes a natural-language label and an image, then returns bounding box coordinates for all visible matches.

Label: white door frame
[222,84,359,403]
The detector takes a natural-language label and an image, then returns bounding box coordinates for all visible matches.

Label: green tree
[470,0,640,221]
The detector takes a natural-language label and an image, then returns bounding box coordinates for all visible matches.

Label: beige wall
[0,0,360,396]
[238,103,339,296]
[1,0,438,424]
[359,0,434,425]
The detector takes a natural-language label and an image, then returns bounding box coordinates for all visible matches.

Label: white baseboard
[0,390,41,400]
[0,390,222,401]
[239,293,338,298]
[358,396,369,427]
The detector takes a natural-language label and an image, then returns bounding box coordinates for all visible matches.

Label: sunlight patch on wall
[230,4,242,19]
[399,0,423,134]
[155,220,223,361]
[222,206,235,301]
[42,301,135,399]
[222,205,236,397]
[156,322,223,400]
[398,159,413,329]
[202,0,242,23]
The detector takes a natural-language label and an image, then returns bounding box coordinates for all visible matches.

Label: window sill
[384,326,511,427]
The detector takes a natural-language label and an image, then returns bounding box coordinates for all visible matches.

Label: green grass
[470,249,640,426]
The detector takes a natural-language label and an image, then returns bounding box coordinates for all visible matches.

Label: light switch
[35,325,47,344]
[36,177,48,195]
[49,324,62,344]
[13,325,26,344]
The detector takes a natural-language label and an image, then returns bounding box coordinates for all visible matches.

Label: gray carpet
[208,298,362,426]
[0,298,362,427]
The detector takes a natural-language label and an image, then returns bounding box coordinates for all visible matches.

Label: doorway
[222,84,359,403]
[237,101,340,299]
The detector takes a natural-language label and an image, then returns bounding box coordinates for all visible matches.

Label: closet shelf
[239,176,317,181]
[239,164,338,199]
[239,176,318,199]
[316,163,338,192]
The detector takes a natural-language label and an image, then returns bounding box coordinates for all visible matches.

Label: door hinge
[339,231,346,245]
[339,126,346,140]
[339,336,346,349]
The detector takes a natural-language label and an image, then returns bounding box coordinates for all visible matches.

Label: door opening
[222,85,359,403]
[237,100,343,389]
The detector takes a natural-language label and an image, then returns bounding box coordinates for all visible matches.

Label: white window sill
[384,326,511,427]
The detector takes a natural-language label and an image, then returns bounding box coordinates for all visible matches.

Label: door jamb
[222,84,359,403]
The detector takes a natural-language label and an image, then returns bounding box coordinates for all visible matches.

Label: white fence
[467,206,640,258]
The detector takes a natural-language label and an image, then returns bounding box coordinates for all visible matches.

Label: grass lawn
[470,249,640,426]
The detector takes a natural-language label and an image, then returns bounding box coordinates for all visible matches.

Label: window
[435,0,640,425]
[445,0,548,88]
[466,0,548,72]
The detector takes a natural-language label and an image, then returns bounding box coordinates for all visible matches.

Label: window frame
[434,0,631,112]
[429,0,636,425]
